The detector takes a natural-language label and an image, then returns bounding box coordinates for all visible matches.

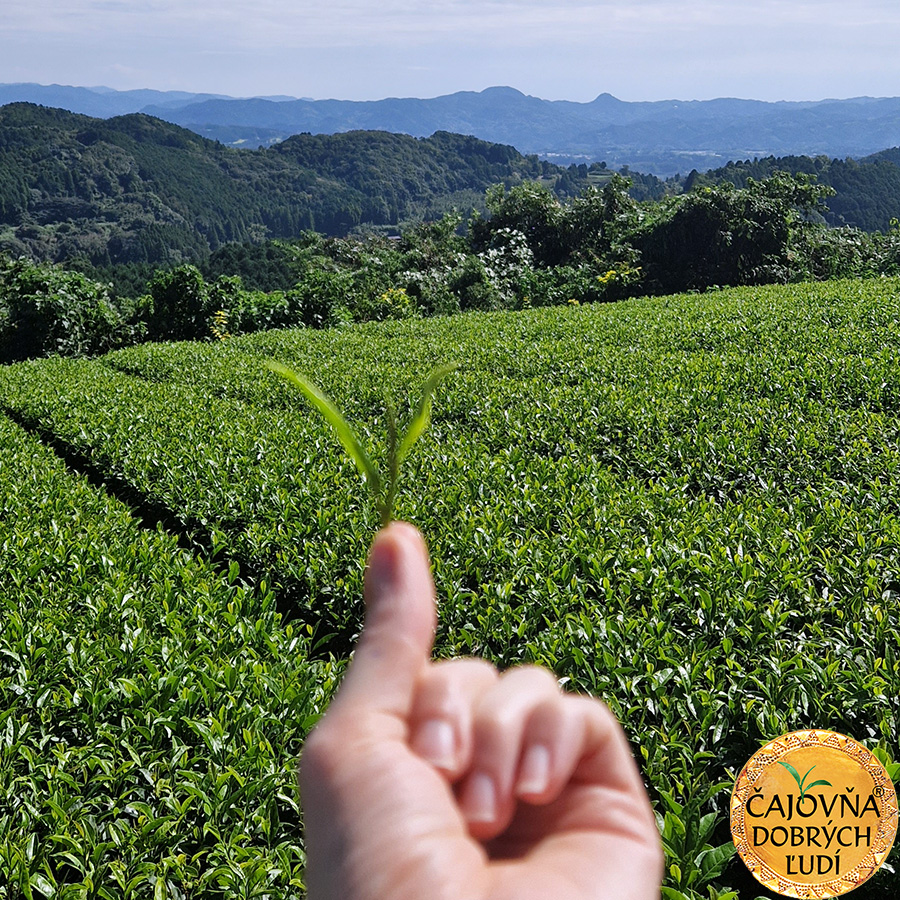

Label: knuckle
[299,711,362,780]
[500,663,561,694]
[416,658,499,714]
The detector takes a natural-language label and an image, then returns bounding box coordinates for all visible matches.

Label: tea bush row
[0,415,338,898]
[5,279,900,896]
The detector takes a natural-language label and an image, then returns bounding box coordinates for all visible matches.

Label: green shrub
[0,413,335,897]
[448,255,502,311]
[634,173,835,293]
[145,264,212,341]
[0,257,140,361]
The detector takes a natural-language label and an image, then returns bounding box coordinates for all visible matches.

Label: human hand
[299,521,663,900]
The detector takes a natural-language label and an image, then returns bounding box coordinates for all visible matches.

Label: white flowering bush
[476,227,536,307]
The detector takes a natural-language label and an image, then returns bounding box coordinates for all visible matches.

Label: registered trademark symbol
[874,786,885,797]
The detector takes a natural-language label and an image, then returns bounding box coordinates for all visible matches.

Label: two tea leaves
[267,360,457,526]
[777,761,833,801]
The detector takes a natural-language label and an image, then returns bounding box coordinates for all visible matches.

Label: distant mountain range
[4,83,900,176]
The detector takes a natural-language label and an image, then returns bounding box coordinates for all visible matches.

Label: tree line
[4,172,900,363]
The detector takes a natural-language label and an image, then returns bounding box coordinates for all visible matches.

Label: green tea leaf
[267,358,456,526]
[804,779,833,791]
[266,360,382,498]
[776,760,802,788]
[396,362,459,466]
[696,842,736,879]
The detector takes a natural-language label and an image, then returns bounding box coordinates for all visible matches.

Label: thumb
[330,521,437,720]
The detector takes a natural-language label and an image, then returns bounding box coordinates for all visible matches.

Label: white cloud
[7,0,900,46]
[3,0,900,100]
[10,0,893,46]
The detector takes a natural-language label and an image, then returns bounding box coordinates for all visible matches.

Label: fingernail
[464,772,497,823]
[517,744,551,796]
[412,719,456,769]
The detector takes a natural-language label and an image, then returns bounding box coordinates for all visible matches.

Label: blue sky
[4,0,900,103]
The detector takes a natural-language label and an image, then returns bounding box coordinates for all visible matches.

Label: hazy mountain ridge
[4,83,900,174]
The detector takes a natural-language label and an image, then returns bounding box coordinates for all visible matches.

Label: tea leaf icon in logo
[778,761,833,800]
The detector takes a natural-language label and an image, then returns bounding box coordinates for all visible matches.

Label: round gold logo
[731,730,898,897]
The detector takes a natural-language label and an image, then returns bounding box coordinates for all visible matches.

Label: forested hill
[0,103,603,268]
[694,152,900,232]
[5,102,900,275]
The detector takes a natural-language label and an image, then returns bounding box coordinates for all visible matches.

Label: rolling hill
[3,101,900,281]
[0,103,567,267]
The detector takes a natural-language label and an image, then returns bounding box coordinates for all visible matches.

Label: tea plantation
[3,277,900,898]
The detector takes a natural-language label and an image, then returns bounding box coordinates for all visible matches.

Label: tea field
[3,278,900,898]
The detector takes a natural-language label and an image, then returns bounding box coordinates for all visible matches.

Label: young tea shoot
[267,360,457,527]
